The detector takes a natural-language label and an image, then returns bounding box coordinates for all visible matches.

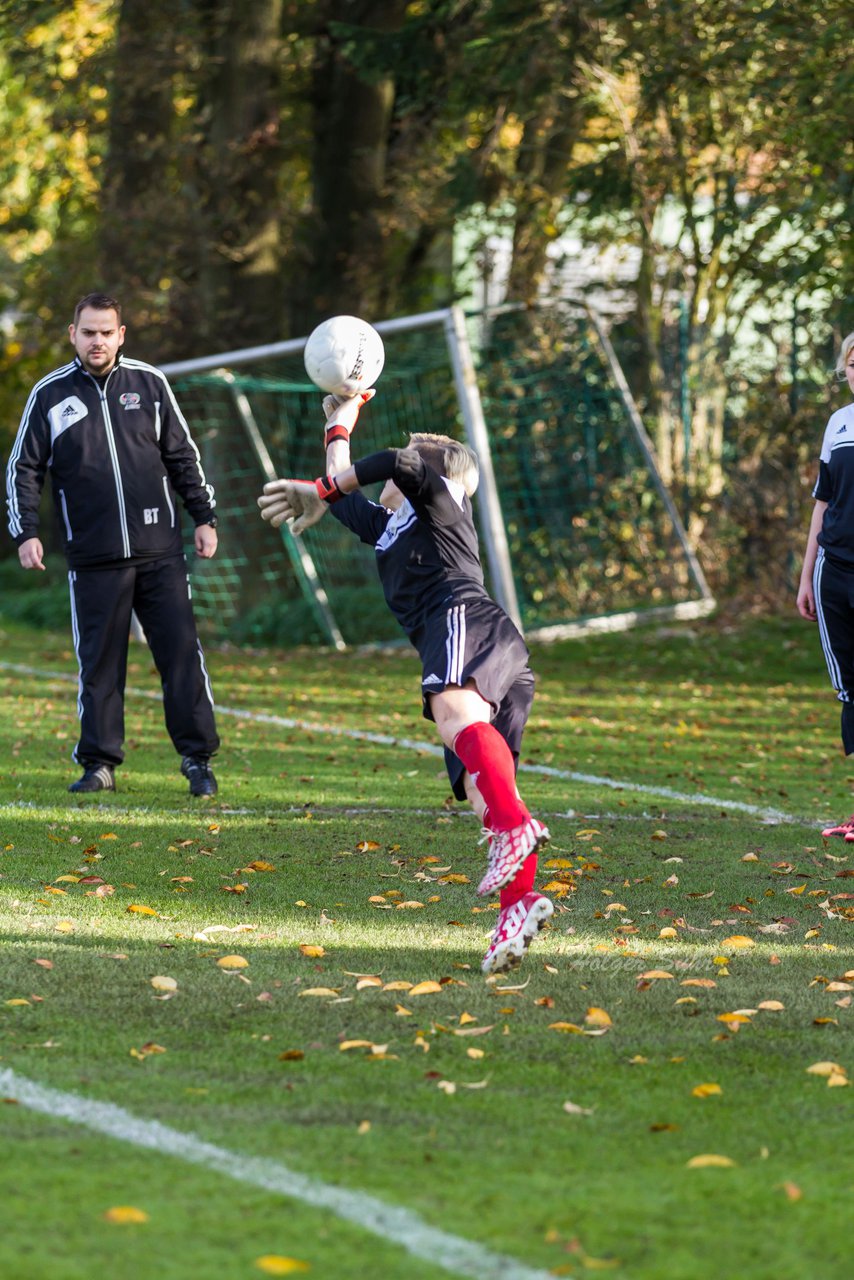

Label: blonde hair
[836,332,854,378]
[408,432,479,496]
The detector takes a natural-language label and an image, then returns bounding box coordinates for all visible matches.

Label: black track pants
[814,546,854,755]
[68,556,220,768]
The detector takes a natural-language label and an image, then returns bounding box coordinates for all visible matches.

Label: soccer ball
[303,315,385,397]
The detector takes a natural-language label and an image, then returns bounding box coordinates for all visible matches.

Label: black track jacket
[6,353,215,568]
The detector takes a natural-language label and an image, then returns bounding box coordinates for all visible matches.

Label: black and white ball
[303,315,385,397]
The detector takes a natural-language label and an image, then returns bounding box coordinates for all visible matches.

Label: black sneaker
[181,756,218,797]
[69,764,115,793]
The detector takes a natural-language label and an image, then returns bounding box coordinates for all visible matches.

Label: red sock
[500,853,538,908]
[454,722,529,831]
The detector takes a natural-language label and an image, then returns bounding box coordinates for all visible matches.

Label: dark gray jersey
[329,450,491,648]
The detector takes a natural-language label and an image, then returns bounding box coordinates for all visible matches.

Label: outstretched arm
[257,390,374,534]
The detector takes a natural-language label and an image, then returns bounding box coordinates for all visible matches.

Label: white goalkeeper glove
[323,387,376,446]
[258,475,343,536]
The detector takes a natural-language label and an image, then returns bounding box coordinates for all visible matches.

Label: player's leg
[68,565,135,789]
[132,556,220,791]
[814,550,854,835]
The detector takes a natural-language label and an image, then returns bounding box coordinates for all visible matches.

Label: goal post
[160,301,714,648]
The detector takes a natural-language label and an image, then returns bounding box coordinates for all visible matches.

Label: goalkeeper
[257,391,552,976]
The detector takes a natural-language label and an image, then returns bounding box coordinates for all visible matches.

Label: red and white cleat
[477,817,550,896]
[822,814,854,838]
[481,892,554,975]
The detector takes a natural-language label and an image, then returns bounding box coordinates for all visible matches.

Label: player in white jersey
[258,391,553,974]
[797,331,854,837]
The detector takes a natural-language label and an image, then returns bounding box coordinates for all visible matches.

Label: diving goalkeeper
[257,391,552,976]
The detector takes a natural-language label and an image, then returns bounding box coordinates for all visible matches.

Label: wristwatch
[202,515,218,529]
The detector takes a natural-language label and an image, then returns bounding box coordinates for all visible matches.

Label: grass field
[1,610,853,1280]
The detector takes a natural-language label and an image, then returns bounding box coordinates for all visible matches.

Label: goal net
[162,301,713,648]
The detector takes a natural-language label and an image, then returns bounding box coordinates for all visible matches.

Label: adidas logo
[62,403,77,417]
[422,673,444,686]
[837,424,848,434]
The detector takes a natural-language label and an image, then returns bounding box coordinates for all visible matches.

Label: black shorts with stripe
[416,598,535,800]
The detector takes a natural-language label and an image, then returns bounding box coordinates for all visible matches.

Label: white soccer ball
[303,315,385,397]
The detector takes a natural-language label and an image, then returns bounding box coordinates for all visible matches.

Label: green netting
[173,305,703,647]
[471,305,697,630]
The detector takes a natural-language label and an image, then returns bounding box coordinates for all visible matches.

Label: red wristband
[324,424,350,446]
[315,474,344,504]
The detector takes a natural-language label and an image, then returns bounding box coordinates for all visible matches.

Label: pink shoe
[482,892,554,975]
[477,817,550,896]
[822,814,854,838]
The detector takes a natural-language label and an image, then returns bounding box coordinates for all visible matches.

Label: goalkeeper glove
[258,475,344,535]
[323,388,376,446]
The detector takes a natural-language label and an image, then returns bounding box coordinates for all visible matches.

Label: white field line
[0,660,798,823]
[0,1067,553,1280]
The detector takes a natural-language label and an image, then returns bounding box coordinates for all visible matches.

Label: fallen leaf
[681,979,716,989]
[150,976,177,993]
[721,935,755,949]
[686,1154,736,1168]
[408,981,443,996]
[103,1206,149,1224]
[254,1257,310,1275]
[562,1100,594,1116]
[298,987,340,998]
[585,1007,613,1029]
[126,905,158,917]
[639,970,674,980]
[298,945,325,958]
[216,955,249,969]
[691,1083,722,1098]
[780,1181,802,1201]
[757,1000,785,1011]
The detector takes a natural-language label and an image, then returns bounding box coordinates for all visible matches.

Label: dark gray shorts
[417,599,535,800]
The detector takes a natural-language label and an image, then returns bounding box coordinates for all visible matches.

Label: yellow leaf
[298,944,325,958]
[408,981,443,996]
[721,935,755,948]
[150,976,177,993]
[741,852,759,862]
[575,829,601,837]
[780,1181,802,1201]
[104,1206,149,1224]
[216,955,249,969]
[357,1120,371,1134]
[382,981,412,991]
[549,1022,585,1034]
[544,858,574,868]
[828,1072,850,1087]
[5,998,31,1007]
[53,875,81,883]
[395,900,425,909]
[786,884,806,896]
[814,1017,839,1025]
[243,861,276,872]
[691,1083,722,1098]
[395,1004,413,1016]
[681,978,717,988]
[826,981,853,992]
[298,987,340,998]
[585,1007,612,1028]
[254,1257,310,1275]
[805,1061,845,1077]
[355,976,383,990]
[126,904,158,917]
[651,830,668,840]
[659,927,678,939]
[757,1000,785,1011]
[717,1012,752,1024]
[278,1050,304,1061]
[458,1011,477,1026]
[437,874,470,884]
[467,1047,485,1059]
[686,1154,736,1168]
[639,970,674,980]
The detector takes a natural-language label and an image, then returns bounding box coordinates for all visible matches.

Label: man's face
[69,307,125,375]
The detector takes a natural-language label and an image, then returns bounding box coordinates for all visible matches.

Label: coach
[5,292,220,796]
